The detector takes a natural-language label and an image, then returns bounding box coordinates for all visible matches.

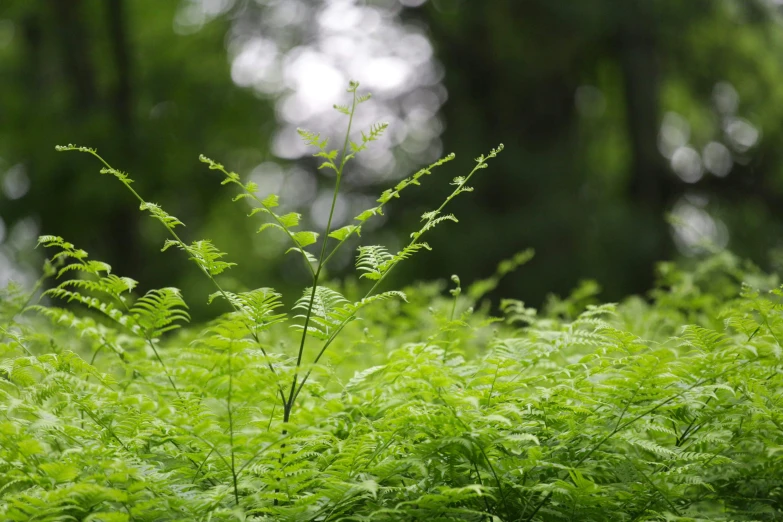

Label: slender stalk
[77,400,130,452]
[271,85,361,506]
[227,339,239,505]
[285,86,359,419]
[443,278,460,361]
[144,335,183,399]
[486,364,500,409]
[0,326,34,357]
[192,447,216,483]
[235,426,301,475]
[472,460,494,520]
[625,453,681,515]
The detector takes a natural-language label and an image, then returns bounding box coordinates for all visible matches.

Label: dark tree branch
[105,0,132,132]
[617,0,669,209]
[51,0,98,112]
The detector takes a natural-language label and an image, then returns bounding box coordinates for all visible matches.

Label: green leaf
[329,225,360,241]
[356,245,394,280]
[39,462,80,483]
[355,207,381,222]
[292,286,352,340]
[278,212,302,228]
[314,150,338,161]
[207,288,286,333]
[164,239,236,275]
[333,104,351,115]
[258,223,283,234]
[297,128,326,149]
[139,202,184,229]
[293,231,319,248]
[262,193,279,208]
[130,287,190,338]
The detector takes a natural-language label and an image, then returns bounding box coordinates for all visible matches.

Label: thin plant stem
[285,85,359,421]
[227,339,239,505]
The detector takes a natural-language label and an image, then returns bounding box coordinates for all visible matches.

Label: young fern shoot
[289,143,504,406]
[206,80,503,425]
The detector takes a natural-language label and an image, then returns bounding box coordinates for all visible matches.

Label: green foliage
[2,83,783,520]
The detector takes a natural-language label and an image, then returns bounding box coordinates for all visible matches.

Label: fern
[130,287,190,338]
[195,81,500,431]
[356,245,394,280]
[6,81,781,521]
[292,286,352,341]
[162,239,236,276]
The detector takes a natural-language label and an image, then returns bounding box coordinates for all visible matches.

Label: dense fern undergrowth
[2,83,783,521]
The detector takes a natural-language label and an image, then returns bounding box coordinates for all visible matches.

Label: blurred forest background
[2,0,783,317]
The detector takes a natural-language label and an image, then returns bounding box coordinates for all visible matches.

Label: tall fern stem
[285,83,359,422]
[227,339,239,505]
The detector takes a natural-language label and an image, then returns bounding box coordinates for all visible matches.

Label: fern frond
[204,154,319,276]
[162,239,235,276]
[98,166,134,188]
[292,287,352,340]
[130,288,190,339]
[296,129,329,150]
[382,243,431,273]
[411,214,458,240]
[208,288,287,335]
[333,104,351,115]
[374,153,456,208]
[42,287,131,326]
[346,122,390,161]
[58,276,136,302]
[356,246,394,280]
[328,225,360,241]
[139,202,185,229]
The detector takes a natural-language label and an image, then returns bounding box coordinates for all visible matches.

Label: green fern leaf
[262,193,279,208]
[329,225,360,241]
[293,231,319,249]
[356,245,394,280]
[130,288,190,338]
[162,239,235,275]
[208,288,286,334]
[292,287,352,340]
[139,202,184,229]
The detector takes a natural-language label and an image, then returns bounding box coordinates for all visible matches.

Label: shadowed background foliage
[3,0,783,318]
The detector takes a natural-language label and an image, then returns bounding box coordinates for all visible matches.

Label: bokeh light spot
[311,191,348,230]
[702,141,733,177]
[713,81,739,115]
[2,165,30,200]
[725,117,759,152]
[670,198,728,256]
[671,146,703,183]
